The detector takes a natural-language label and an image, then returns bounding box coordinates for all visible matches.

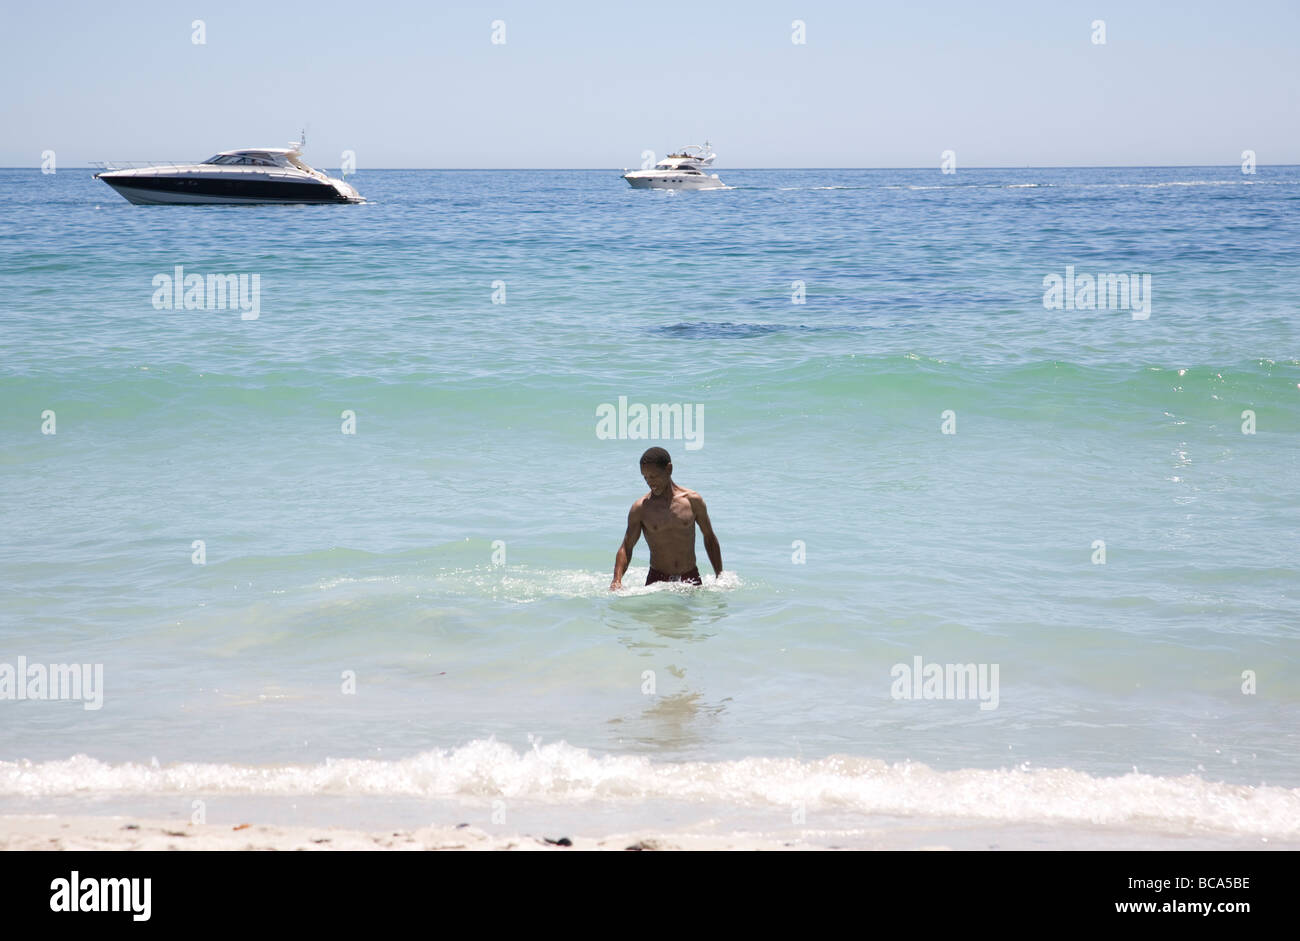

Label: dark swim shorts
[645,566,703,586]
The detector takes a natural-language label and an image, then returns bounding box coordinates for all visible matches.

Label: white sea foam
[2,741,1295,837]
[306,568,741,603]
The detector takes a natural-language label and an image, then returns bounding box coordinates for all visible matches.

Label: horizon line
[5,163,1299,172]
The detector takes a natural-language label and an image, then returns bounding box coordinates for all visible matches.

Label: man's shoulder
[629,493,651,512]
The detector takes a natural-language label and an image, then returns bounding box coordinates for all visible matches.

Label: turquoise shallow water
[1,166,1298,836]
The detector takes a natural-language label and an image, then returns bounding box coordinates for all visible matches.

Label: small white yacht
[94,134,362,205]
[622,143,726,190]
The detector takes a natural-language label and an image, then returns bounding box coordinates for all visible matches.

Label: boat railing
[90,160,204,171]
[90,161,315,179]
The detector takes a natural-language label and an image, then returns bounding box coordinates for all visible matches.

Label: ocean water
[1,165,1298,842]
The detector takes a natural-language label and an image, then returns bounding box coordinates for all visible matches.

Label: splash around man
[610,447,723,590]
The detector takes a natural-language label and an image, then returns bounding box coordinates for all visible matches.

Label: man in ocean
[610,447,723,590]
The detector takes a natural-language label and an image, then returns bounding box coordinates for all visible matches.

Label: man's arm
[690,492,723,578]
[610,501,643,590]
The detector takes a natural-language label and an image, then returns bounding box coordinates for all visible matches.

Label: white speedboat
[94,135,362,205]
[622,143,726,190]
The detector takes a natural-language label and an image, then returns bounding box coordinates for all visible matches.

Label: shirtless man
[610,447,723,590]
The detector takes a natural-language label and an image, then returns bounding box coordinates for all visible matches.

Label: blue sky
[2,0,1297,168]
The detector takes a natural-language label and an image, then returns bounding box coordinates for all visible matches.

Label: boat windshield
[201,153,284,167]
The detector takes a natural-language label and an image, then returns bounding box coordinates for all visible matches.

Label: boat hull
[96,173,360,205]
[623,173,726,191]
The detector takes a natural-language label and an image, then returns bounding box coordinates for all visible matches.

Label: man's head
[640,447,672,496]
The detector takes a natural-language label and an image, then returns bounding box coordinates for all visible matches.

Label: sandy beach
[2,815,781,851]
[3,814,1292,852]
